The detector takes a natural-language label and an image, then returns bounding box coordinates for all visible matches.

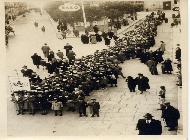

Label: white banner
[59,3,80,12]
[8,76,31,92]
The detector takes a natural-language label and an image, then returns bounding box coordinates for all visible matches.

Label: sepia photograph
[2,0,187,138]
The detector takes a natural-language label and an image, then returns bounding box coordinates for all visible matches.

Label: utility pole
[81,0,87,28]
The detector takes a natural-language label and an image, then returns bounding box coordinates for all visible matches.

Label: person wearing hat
[158,86,166,109]
[136,113,162,135]
[31,53,42,69]
[26,92,36,115]
[62,30,67,39]
[154,49,164,63]
[126,76,136,92]
[47,50,55,62]
[21,65,34,78]
[40,93,50,115]
[175,46,181,61]
[78,99,88,117]
[104,35,111,46]
[88,99,100,117]
[158,41,166,53]
[161,102,180,131]
[64,43,73,57]
[51,98,63,116]
[67,50,76,65]
[93,25,99,34]
[41,25,45,32]
[10,92,19,115]
[56,50,64,60]
[162,58,173,74]
[73,27,79,37]
[57,30,63,39]
[17,91,25,115]
[135,74,150,94]
[146,58,158,75]
[90,34,97,44]
[41,43,50,58]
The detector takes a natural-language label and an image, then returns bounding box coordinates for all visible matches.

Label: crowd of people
[5,14,16,46]
[10,10,181,134]
[5,2,29,46]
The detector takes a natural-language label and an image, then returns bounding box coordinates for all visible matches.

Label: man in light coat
[51,98,63,116]
[41,43,50,58]
[159,41,166,53]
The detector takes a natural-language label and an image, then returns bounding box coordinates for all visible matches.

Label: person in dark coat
[41,92,50,115]
[95,33,102,42]
[162,102,180,131]
[150,62,158,75]
[21,65,33,77]
[104,36,111,46]
[162,58,173,74]
[41,26,45,32]
[146,59,158,75]
[34,21,38,27]
[175,47,181,61]
[109,73,117,87]
[27,92,36,115]
[93,25,99,33]
[47,62,55,74]
[140,51,150,64]
[78,99,88,117]
[47,51,55,62]
[81,34,89,44]
[154,50,164,63]
[89,99,100,117]
[136,113,162,135]
[126,76,136,92]
[67,50,76,65]
[31,53,42,69]
[64,43,73,56]
[107,30,114,39]
[135,74,150,94]
[17,92,25,115]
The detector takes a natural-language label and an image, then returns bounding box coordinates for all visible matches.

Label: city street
[7,10,182,136]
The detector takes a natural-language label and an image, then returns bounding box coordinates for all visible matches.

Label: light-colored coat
[51,101,63,110]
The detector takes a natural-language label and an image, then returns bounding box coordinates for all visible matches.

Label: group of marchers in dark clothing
[81,25,118,46]
[10,11,181,135]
